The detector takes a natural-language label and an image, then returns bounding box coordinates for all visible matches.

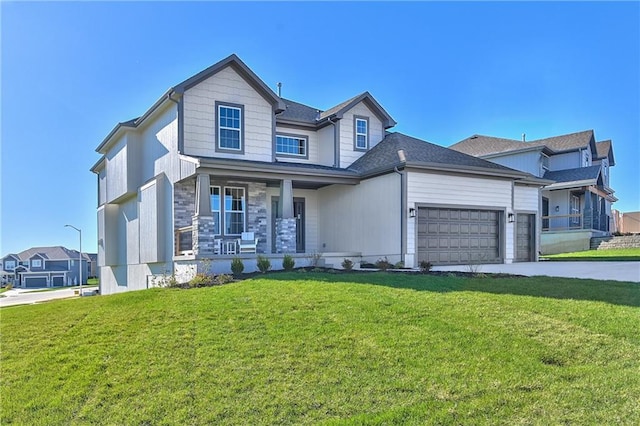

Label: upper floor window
[4,260,15,270]
[31,259,42,268]
[583,150,591,166]
[216,102,244,153]
[276,134,307,158]
[542,155,549,170]
[354,117,369,150]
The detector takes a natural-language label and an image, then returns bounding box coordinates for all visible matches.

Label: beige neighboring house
[92,54,549,295]
[451,131,617,254]
[616,210,640,234]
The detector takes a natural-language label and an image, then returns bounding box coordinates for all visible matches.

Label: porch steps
[590,235,640,250]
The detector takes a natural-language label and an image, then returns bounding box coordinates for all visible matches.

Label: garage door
[24,277,47,288]
[52,276,65,287]
[417,207,502,265]
[516,214,535,262]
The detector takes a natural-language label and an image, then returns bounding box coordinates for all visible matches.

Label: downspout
[326,116,338,168]
[394,165,406,264]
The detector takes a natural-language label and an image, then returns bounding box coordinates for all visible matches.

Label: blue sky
[1,1,639,255]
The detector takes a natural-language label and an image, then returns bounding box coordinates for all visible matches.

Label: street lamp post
[65,224,82,296]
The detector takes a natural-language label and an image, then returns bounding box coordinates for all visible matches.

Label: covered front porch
[172,160,360,259]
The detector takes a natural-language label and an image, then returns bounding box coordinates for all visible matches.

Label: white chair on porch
[238,232,258,254]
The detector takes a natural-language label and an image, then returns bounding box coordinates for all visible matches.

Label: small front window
[31,259,42,268]
[217,104,242,151]
[276,135,307,157]
[5,260,15,270]
[355,117,368,150]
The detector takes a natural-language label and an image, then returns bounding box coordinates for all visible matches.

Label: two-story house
[450,130,616,254]
[1,246,92,288]
[92,54,550,294]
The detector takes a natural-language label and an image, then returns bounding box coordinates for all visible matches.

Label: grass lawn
[2,272,639,424]
[542,247,640,261]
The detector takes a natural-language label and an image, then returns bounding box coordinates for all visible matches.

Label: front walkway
[433,261,640,283]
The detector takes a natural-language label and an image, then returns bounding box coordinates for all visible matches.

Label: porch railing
[542,214,583,232]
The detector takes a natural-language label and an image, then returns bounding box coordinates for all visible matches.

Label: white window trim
[355,118,368,150]
[5,260,16,270]
[210,185,222,236]
[275,134,308,158]
[211,185,247,237]
[31,259,42,268]
[224,186,246,236]
[217,104,242,152]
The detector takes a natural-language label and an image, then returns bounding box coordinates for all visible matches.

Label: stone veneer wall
[275,218,297,254]
[591,235,640,250]
[174,179,196,229]
[192,215,216,256]
[241,181,268,254]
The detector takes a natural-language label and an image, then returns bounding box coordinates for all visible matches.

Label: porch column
[276,179,296,254]
[192,174,216,256]
[583,190,593,230]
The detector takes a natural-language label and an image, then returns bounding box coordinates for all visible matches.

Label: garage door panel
[25,277,47,288]
[417,207,503,265]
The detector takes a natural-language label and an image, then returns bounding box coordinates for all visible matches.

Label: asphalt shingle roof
[9,246,91,261]
[451,130,596,157]
[278,98,320,124]
[595,140,612,159]
[543,165,601,183]
[349,132,525,176]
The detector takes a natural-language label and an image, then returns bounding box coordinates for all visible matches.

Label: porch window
[210,186,221,235]
[216,103,243,152]
[225,187,245,235]
[209,185,246,236]
[355,117,368,150]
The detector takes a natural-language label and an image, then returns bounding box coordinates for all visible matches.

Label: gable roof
[451,130,600,158]
[7,246,92,262]
[349,132,547,183]
[595,140,615,166]
[278,98,320,124]
[96,54,286,154]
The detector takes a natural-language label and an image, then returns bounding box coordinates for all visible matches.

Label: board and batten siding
[104,134,139,203]
[318,173,401,263]
[406,171,514,266]
[317,125,335,167]
[138,104,180,184]
[339,102,385,169]
[182,65,273,161]
[274,126,319,164]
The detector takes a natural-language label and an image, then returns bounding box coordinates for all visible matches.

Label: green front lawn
[2,273,639,424]
[542,247,640,261]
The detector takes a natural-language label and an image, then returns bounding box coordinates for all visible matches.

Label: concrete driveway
[0,286,98,308]
[433,261,640,283]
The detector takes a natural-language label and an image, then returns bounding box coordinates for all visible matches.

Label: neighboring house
[92,54,549,295]
[450,131,617,253]
[0,246,93,288]
[614,210,640,234]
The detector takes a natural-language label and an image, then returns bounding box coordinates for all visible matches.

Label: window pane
[223,187,245,234]
[357,134,367,148]
[276,135,306,156]
[220,129,240,149]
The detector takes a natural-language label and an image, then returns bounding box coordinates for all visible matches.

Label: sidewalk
[0,286,98,308]
[433,261,640,283]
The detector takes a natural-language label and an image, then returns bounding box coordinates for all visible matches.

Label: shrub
[189,273,215,288]
[215,274,234,285]
[394,261,405,269]
[306,252,322,268]
[341,258,354,271]
[419,260,433,272]
[257,255,271,273]
[4,283,13,291]
[231,257,244,276]
[282,255,295,271]
[375,257,392,271]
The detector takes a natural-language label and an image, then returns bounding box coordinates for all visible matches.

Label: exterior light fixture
[409,208,416,218]
[508,213,515,223]
[555,206,560,212]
